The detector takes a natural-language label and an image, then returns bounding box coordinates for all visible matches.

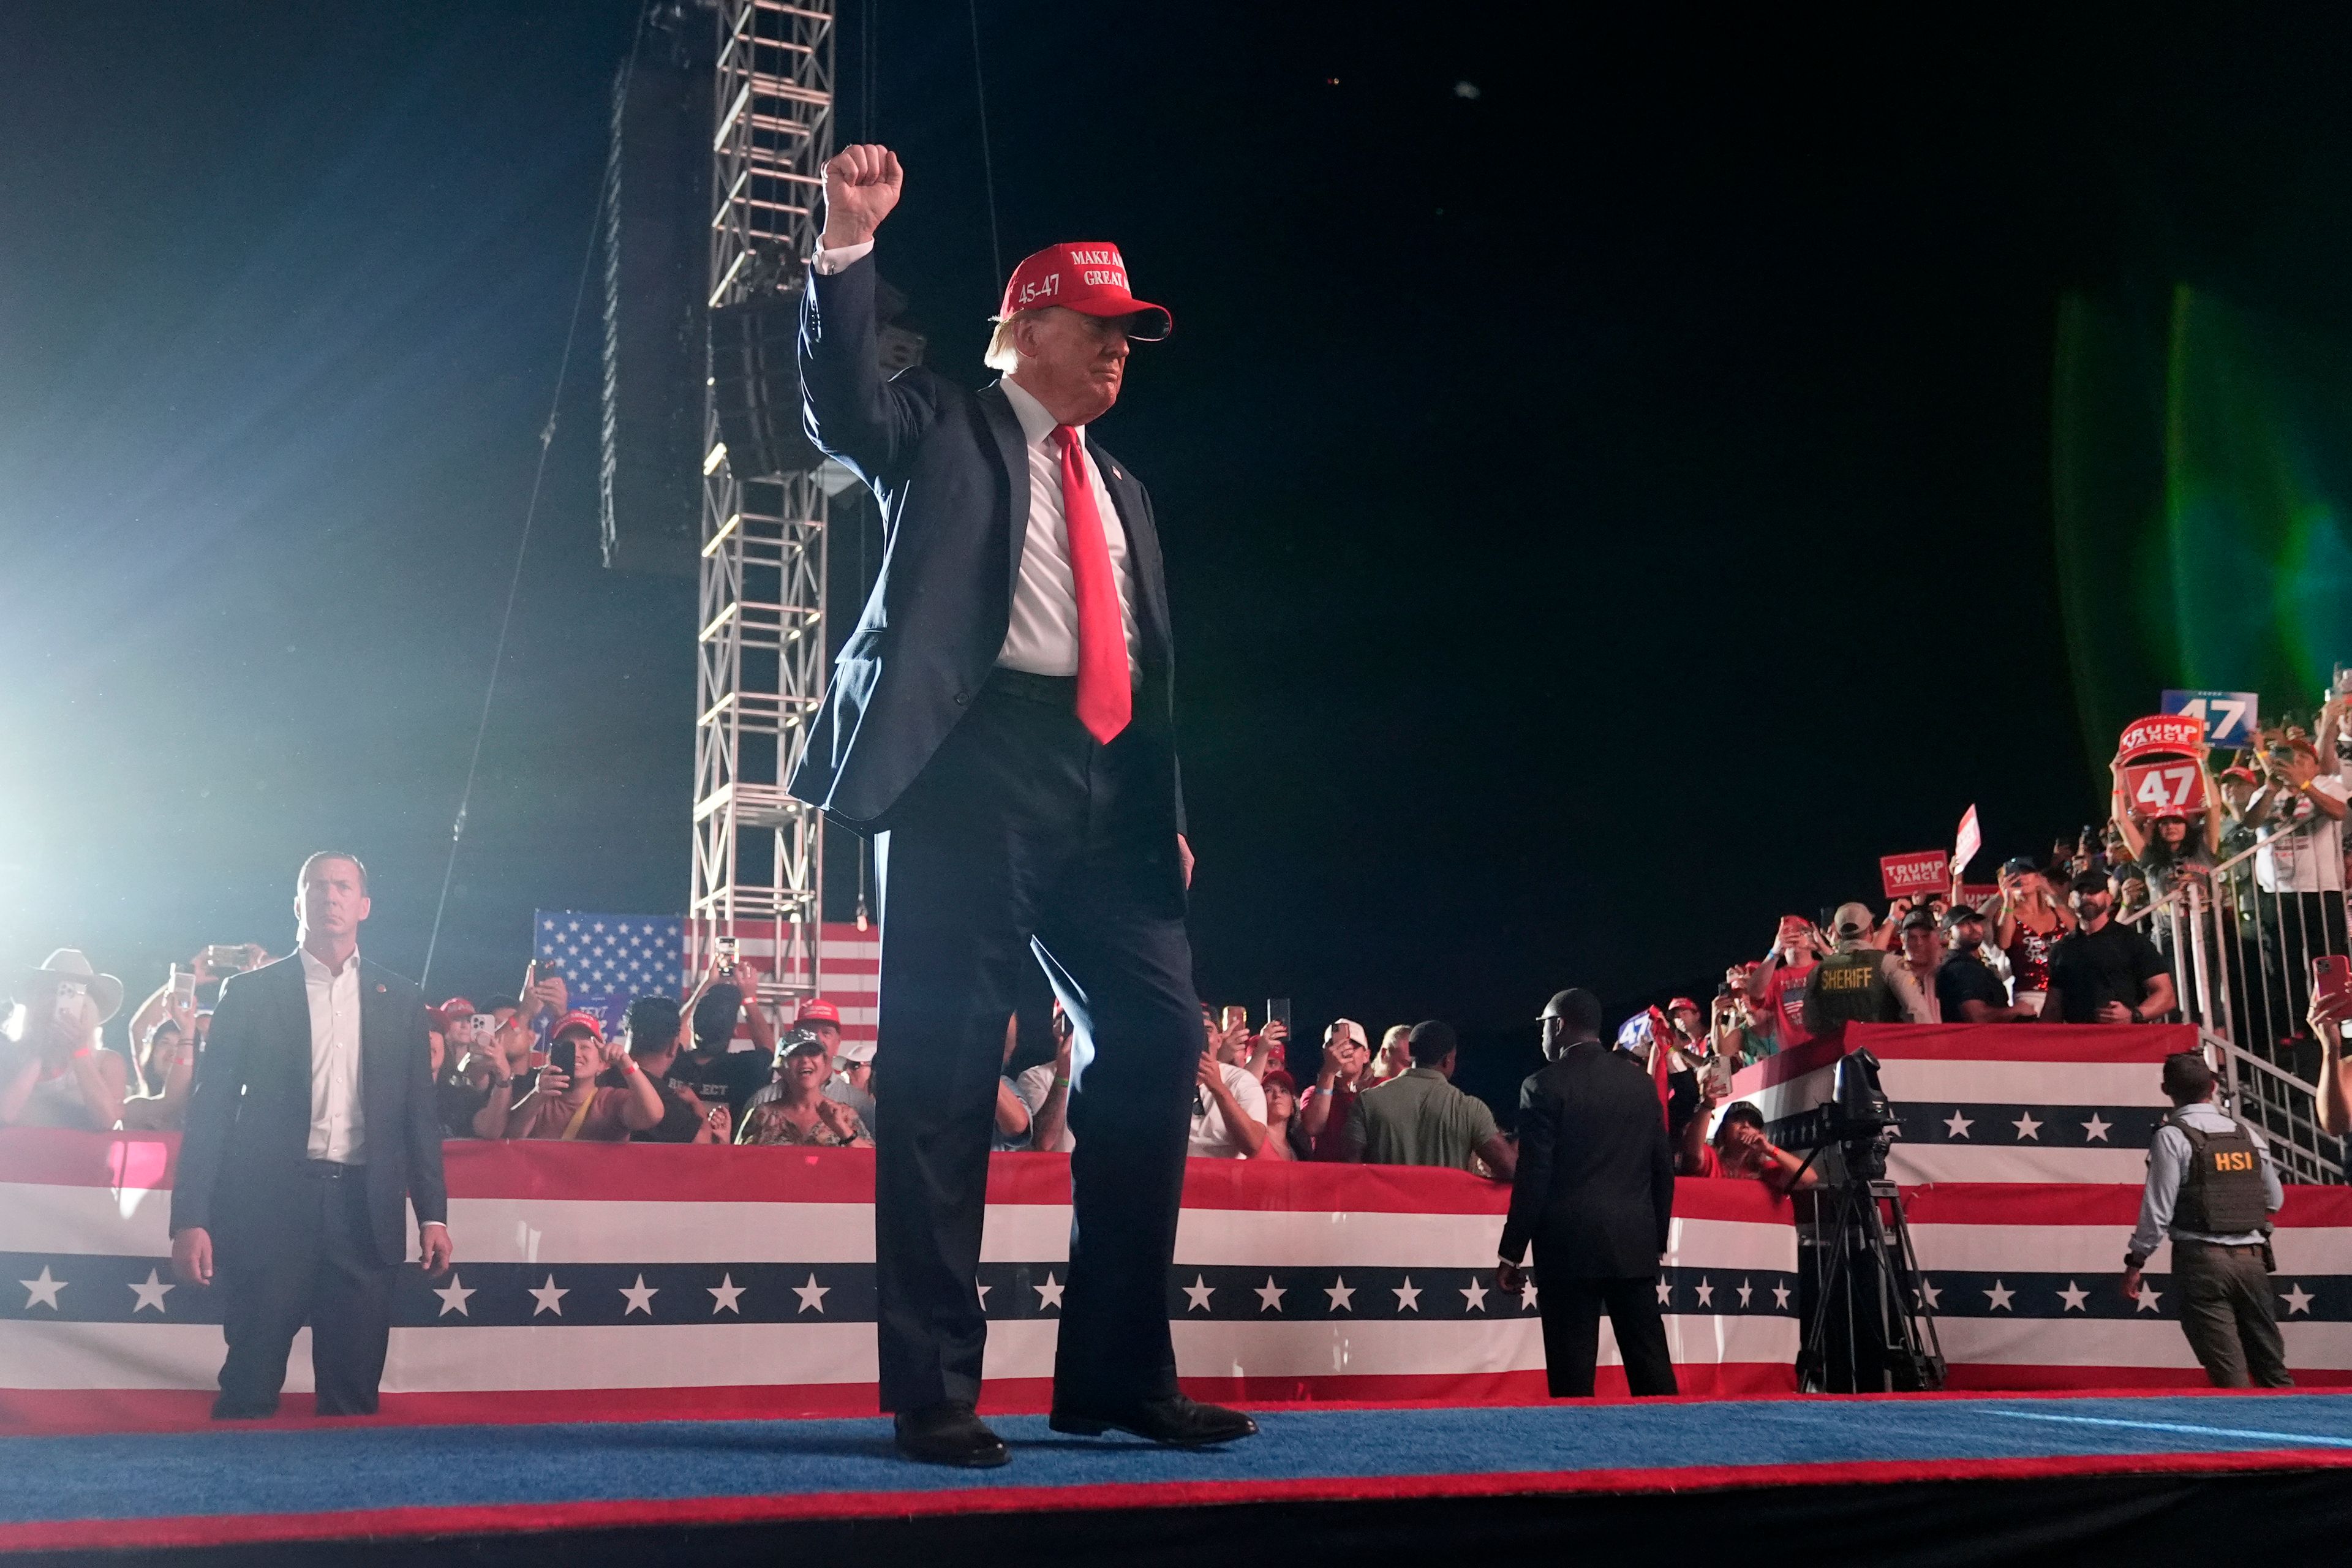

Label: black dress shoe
[893,1401,1011,1468]
[1050,1393,1257,1446]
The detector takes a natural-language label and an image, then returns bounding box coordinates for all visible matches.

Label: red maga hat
[550,1010,604,1042]
[797,998,842,1025]
[999,243,1171,339]
[431,997,476,1025]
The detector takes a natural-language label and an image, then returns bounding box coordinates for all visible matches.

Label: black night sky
[7,5,2352,1088]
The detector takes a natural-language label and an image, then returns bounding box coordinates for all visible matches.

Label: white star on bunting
[1392,1277,1422,1312]
[127,1268,174,1314]
[434,1273,475,1317]
[1919,1278,1941,1310]
[2011,1112,2043,1141]
[620,1275,660,1315]
[1736,1278,1754,1308]
[1520,1280,1539,1310]
[1771,1282,1792,1310]
[1324,1276,1354,1312]
[1035,1272,1066,1310]
[1694,1278,1714,1308]
[709,1275,745,1314]
[529,1275,568,1316]
[1254,1276,1286,1313]
[2135,1282,2163,1313]
[19,1267,65,1310]
[2081,1113,2112,1142]
[1184,1275,1215,1312]
[1656,1277,1672,1305]
[1461,1277,1489,1313]
[975,1280,992,1309]
[1943,1110,1973,1139]
[2280,1283,2315,1316]
[1985,1280,2015,1311]
[793,1273,829,1314]
[2056,1280,2089,1312]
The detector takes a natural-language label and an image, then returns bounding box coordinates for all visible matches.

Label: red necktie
[1052,425,1131,744]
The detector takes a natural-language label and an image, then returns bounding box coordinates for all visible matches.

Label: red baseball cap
[432,997,476,1026]
[998,243,1171,339]
[797,998,842,1025]
[550,1010,604,1042]
[1668,997,1700,1014]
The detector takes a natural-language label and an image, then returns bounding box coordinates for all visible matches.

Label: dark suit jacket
[1499,1041,1676,1278]
[788,252,1185,840]
[170,953,447,1267]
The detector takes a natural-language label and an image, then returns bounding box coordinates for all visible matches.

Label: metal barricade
[2123,816,2348,1183]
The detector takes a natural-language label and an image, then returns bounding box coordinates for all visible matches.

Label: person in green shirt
[1338,1020,1517,1180]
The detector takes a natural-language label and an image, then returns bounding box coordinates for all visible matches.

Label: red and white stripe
[1902,1182,2352,1390]
[1726,1022,2189,1185]
[0,1133,1796,1431]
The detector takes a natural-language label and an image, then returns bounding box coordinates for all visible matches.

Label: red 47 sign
[2124,760,2207,816]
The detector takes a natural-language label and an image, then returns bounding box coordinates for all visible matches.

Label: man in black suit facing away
[170,853,451,1418]
[791,145,1251,1466]
[1498,989,1679,1398]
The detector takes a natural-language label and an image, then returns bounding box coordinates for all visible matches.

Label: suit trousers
[214,1164,399,1417]
[2173,1240,2293,1389]
[1536,1269,1679,1398]
[871,677,1199,1413]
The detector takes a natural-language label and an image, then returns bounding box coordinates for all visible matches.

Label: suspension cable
[966,0,1003,283]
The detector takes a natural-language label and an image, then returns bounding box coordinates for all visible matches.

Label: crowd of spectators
[6,693,2348,1188]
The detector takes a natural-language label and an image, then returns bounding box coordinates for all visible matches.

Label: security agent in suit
[791,145,1251,1466]
[1497,989,1679,1398]
[170,853,452,1418]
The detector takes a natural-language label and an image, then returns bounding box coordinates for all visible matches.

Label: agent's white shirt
[300,946,365,1164]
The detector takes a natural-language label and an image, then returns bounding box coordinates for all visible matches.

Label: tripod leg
[1798,1184,1865,1392]
[1876,1183,1946,1387]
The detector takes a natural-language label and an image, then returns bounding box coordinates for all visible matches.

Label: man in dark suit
[791,145,1250,1466]
[170,853,451,1418]
[1498,988,1679,1398]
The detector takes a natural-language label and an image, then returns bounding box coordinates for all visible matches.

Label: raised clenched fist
[821,143,903,249]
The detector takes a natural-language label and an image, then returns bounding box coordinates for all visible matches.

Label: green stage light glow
[2055,284,2352,764]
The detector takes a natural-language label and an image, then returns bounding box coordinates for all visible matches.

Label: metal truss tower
[691,0,834,1003]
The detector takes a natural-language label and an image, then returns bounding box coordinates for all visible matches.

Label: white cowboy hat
[11,949,124,1025]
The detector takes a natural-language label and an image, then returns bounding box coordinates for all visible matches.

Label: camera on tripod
[1781,1047,1946,1393]
[1777,1047,1900,1180]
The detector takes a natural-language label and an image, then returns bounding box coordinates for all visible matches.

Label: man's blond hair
[982,311,1033,372]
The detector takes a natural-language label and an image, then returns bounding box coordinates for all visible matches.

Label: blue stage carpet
[6,1390,2352,1555]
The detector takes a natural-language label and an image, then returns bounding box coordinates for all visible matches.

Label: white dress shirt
[300,946,366,1164]
[812,240,1142,680]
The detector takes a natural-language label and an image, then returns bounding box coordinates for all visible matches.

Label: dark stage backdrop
[7,6,2351,1062]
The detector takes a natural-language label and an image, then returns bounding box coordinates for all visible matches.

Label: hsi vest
[2163,1109,2270,1235]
